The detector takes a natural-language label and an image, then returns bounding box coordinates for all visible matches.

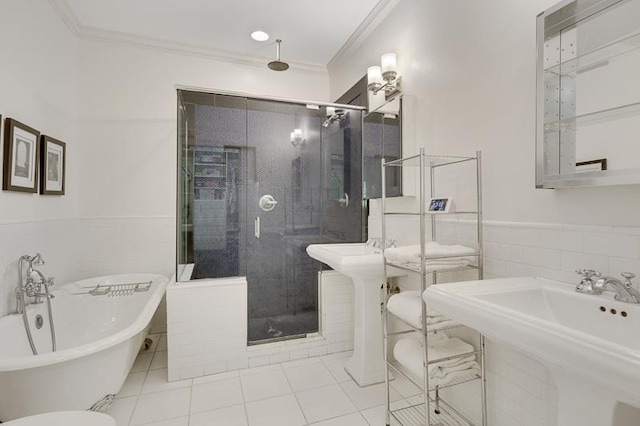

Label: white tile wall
[0,219,79,319]
[166,272,354,382]
[368,214,640,425]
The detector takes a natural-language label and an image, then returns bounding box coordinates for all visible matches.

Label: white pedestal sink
[306,243,389,386]
[425,277,640,426]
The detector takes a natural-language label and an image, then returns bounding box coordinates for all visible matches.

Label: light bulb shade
[293,129,303,140]
[290,131,296,143]
[367,65,383,91]
[381,53,397,81]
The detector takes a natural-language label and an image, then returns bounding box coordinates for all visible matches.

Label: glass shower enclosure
[177,90,364,344]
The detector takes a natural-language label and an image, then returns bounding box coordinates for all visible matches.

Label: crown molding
[328,0,400,69]
[47,0,327,75]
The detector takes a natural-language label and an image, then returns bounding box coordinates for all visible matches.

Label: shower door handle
[254,217,260,239]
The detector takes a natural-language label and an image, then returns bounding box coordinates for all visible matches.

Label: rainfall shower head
[322,109,347,127]
[268,39,289,71]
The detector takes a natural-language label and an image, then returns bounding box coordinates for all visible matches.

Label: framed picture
[40,135,66,195]
[427,196,456,214]
[576,158,607,173]
[2,118,40,193]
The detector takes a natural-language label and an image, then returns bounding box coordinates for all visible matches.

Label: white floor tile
[309,412,369,426]
[150,350,168,370]
[284,362,336,392]
[240,369,292,402]
[141,368,192,394]
[193,370,240,385]
[389,374,422,399]
[105,396,137,426]
[360,400,409,426]
[118,372,147,398]
[131,352,154,373]
[239,363,282,376]
[130,387,191,425]
[139,417,189,426]
[245,394,307,426]
[321,356,351,383]
[190,404,248,426]
[280,356,321,370]
[190,377,245,414]
[295,384,357,423]
[340,381,402,411]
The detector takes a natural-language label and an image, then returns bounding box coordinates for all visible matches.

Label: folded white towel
[400,261,475,272]
[393,333,479,387]
[385,242,476,263]
[387,292,458,329]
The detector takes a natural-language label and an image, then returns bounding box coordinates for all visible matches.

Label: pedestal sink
[425,277,640,426]
[306,243,388,386]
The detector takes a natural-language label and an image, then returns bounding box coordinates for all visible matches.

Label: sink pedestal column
[344,277,386,387]
[553,371,637,426]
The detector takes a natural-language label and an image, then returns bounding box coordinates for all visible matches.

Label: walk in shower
[177,90,364,344]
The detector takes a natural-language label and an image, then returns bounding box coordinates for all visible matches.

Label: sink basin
[306,243,384,278]
[306,243,387,386]
[425,276,640,426]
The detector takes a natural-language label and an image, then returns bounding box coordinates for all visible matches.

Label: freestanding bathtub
[0,273,169,422]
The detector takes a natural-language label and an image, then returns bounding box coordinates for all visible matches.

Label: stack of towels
[393,332,480,387]
[386,291,460,332]
[385,242,476,272]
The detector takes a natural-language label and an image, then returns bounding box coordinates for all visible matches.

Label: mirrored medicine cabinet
[536,0,640,188]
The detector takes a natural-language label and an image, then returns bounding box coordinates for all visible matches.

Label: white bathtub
[0,273,169,422]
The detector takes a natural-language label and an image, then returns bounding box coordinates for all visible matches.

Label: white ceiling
[60,0,385,68]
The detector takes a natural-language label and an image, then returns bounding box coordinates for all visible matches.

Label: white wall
[329,0,640,228]
[0,0,78,318]
[329,1,640,424]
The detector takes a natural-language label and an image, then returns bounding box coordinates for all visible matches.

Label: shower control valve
[259,195,278,212]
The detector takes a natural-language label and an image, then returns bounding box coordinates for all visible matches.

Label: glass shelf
[545,29,640,79]
[544,100,640,131]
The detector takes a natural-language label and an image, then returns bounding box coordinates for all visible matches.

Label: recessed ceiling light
[251,31,269,42]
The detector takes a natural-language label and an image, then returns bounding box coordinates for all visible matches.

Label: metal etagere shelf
[381,147,487,426]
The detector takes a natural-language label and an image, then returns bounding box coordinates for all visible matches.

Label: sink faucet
[594,273,640,304]
[575,269,601,294]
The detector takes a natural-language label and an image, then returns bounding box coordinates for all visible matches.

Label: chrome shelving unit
[381,147,486,426]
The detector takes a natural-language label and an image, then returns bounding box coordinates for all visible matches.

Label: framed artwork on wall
[2,118,40,193]
[40,135,66,195]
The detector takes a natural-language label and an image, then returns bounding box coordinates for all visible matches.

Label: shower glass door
[245,99,325,343]
[177,90,363,345]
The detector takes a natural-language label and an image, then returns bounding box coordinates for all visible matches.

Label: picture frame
[576,158,607,173]
[40,135,66,195]
[2,118,40,193]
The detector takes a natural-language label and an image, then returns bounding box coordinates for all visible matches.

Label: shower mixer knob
[259,195,278,212]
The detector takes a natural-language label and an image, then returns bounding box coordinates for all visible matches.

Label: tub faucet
[575,269,601,294]
[594,273,640,304]
[17,253,55,312]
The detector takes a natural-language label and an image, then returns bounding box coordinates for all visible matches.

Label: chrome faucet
[594,273,640,304]
[575,269,640,303]
[16,253,55,313]
[575,269,601,294]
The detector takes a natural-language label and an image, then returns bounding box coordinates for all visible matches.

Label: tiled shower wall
[369,212,640,425]
[166,271,354,381]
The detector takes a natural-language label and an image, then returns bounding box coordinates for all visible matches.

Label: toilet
[2,411,115,426]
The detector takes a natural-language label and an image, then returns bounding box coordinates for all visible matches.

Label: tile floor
[107,334,421,425]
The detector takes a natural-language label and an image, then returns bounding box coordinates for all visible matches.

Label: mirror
[363,95,404,198]
[536,0,640,188]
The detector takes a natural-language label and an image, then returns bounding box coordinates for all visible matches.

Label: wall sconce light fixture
[367,52,401,99]
[290,128,305,147]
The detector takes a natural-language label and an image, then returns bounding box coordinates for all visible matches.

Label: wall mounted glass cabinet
[536,0,640,188]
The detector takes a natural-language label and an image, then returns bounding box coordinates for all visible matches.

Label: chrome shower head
[322,109,347,127]
[268,39,289,71]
